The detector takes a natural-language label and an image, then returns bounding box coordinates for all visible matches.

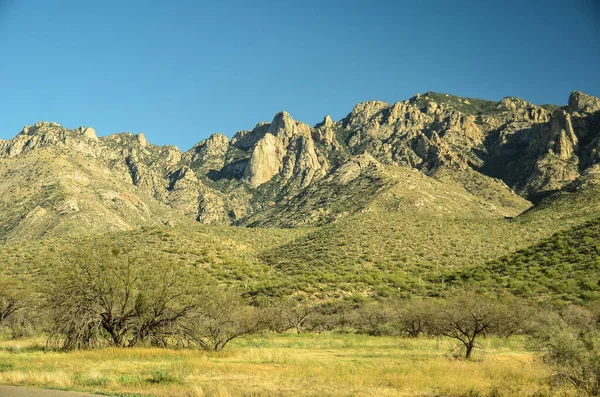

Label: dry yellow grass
[0,334,575,397]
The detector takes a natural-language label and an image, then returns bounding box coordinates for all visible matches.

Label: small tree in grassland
[495,296,536,338]
[353,301,395,336]
[268,297,318,334]
[432,292,503,359]
[183,287,265,351]
[393,299,437,337]
[0,275,29,325]
[45,242,265,351]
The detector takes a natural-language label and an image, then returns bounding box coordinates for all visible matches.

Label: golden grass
[0,334,575,397]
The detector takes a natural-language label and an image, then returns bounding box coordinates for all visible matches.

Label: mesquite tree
[46,244,202,349]
[433,293,502,359]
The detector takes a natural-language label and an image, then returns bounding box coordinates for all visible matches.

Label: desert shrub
[495,296,537,337]
[353,302,396,336]
[183,287,266,351]
[0,275,30,325]
[0,274,37,339]
[45,243,203,349]
[267,297,318,334]
[393,298,437,337]
[290,300,358,333]
[529,308,600,396]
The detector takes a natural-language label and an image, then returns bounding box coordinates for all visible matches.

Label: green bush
[146,368,180,384]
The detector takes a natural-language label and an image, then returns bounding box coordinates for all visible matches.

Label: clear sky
[0,0,599,150]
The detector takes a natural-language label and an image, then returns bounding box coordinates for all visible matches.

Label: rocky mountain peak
[82,127,99,140]
[267,111,312,145]
[18,122,99,141]
[231,122,271,150]
[499,97,533,110]
[193,133,229,152]
[1,122,102,159]
[136,133,148,147]
[2,90,598,235]
[268,111,294,132]
[313,115,341,150]
[343,101,390,128]
[184,132,230,171]
[19,121,64,136]
[206,132,229,148]
[567,90,600,115]
[318,115,334,128]
[496,97,549,123]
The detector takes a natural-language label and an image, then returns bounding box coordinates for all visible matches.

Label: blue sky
[0,0,599,150]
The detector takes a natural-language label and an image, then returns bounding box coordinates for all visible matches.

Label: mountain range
[1,90,599,301]
[1,90,598,242]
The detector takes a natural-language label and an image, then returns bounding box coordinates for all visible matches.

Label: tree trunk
[465,342,474,359]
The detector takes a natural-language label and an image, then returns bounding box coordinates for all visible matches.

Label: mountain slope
[516,165,600,229]
[454,217,600,304]
[0,123,192,242]
[0,148,188,242]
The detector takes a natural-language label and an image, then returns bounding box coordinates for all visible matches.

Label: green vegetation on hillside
[0,211,559,302]
[2,184,598,304]
[453,218,600,304]
[258,207,591,300]
[518,171,600,229]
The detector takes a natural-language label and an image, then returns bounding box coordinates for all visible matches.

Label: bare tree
[269,298,318,334]
[184,288,265,351]
[432,293,502,359]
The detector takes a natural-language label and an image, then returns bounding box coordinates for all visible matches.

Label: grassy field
[0,333,574,397]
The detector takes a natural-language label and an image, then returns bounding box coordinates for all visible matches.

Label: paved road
[0,385,98,397]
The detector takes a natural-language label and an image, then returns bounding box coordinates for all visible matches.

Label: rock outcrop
[183,133,229,172]
[0,122,101,158]
[335,152,382,185]
[243,133,285,187]
[239,111,328,188]
[231,122,270,150]
[567,91,600,115]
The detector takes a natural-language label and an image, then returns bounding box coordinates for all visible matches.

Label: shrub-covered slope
[454,218,600,304]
